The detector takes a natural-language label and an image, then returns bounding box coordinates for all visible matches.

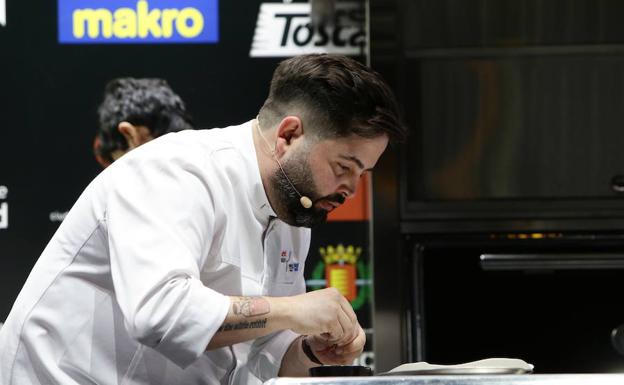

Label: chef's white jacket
[0,121,310,385]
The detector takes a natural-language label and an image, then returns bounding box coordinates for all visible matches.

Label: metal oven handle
[480,253,624,271]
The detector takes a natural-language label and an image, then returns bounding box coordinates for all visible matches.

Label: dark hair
[95,77,194,163]
[259,54,406,142]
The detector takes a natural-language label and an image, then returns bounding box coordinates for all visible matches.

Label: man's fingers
[340,319,360,348]
[334,308,355,345]
[339,297,359,342]
[324,311,346,343]
[339,296,358,326]
[337,326,365,355]
[340,342,363,356]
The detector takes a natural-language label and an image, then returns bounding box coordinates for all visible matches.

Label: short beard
[270,150,344,228]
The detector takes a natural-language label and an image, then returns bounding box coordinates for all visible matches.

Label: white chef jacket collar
[242,120,278,225]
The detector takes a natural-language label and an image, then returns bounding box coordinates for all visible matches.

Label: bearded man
[0,54,406,385]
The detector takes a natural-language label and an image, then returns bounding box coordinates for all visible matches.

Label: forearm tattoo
[218,318,268,332]
[232,297,270,317]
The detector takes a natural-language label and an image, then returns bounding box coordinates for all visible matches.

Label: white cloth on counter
[383,358,534,375]
[0,121,310,385]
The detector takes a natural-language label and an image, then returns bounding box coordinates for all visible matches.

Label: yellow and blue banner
[58,0,218,44]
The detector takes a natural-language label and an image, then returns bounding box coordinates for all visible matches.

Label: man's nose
[339,179,358,198]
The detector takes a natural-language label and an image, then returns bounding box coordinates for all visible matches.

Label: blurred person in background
[93,77,195,168]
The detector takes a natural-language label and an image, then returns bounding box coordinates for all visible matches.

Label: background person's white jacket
[0,121,310,385]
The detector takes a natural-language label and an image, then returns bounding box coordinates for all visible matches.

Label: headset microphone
[299,195,313,209]
[256,118,313,209]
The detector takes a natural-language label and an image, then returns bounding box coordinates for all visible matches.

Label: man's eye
[334,163,352,176]
[338,163,351,175]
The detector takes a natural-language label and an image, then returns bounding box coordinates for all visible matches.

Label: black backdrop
[0,0,290,319]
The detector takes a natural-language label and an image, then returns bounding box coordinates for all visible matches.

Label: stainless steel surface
[264,374,624,385]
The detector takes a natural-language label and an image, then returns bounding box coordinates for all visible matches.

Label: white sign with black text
[49,211,68,223]
[250,2,365,58]
[0,0,5,27]
[0,185,8,229]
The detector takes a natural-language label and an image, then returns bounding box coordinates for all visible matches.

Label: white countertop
[264,374,624,385]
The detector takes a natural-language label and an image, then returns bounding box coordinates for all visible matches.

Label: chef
[0,54,406,385]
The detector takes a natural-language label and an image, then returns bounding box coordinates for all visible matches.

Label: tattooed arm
[207,288,364,376]
[206,296,290,350]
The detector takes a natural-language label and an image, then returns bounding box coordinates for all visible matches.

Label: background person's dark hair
[259,54,407,143]
[95,77,194,164]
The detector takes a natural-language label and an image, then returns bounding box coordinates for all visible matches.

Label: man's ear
[274,116,304,157]
[117,121,145,149]
[92,135,112,168]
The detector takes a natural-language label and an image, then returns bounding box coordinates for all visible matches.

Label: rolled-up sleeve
[106,150,230,368]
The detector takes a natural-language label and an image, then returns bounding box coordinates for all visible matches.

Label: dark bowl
[309,365,373,377]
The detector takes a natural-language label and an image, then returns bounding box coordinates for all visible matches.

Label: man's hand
[208,289,360,351]
[284,287,359,346]
[306,324,365,365]
[208,289,366,376]
[278,301,366,377]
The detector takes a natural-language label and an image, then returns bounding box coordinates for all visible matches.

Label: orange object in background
[328,174,370,222]
[326,263,357,301]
